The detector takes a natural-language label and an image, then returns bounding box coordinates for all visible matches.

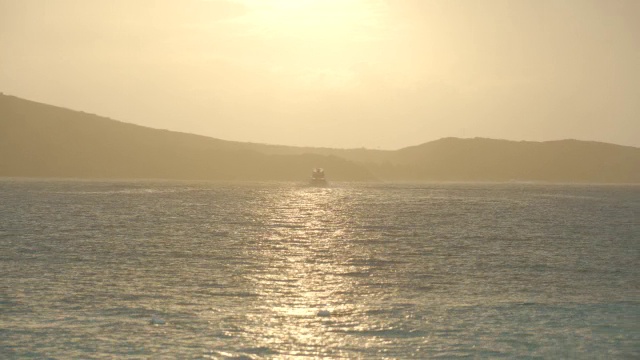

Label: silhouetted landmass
[372,137,640,183]
[1,94,639,183]
[0,94,373,181]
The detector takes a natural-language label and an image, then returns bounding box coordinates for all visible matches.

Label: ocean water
[0,179,638,359]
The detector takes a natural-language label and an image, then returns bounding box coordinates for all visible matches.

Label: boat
[310,168,327,186]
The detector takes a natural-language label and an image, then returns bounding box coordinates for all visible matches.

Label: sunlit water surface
[1,180,638,358]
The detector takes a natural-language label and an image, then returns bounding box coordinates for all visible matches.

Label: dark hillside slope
[0,94,373,181]
[380,137,640,183]
[2,94,638,183]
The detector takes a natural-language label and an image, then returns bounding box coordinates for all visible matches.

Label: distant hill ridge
[1,94,639,183]
[0,94,373,181]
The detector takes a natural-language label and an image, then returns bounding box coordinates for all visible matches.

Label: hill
[371,137,640,183]
[1,93,638,183]
[0,94,373,181]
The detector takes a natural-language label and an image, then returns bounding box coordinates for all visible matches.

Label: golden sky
[1,0,639,149]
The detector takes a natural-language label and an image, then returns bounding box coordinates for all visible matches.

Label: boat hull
[309,178,327,186]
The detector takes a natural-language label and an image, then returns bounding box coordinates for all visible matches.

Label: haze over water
[1,180,638,358]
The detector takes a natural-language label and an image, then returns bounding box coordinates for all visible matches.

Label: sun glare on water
[246,187,360,347]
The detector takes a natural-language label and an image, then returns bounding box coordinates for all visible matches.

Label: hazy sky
[1,0,639,149]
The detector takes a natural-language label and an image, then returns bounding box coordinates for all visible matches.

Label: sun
[232,0,387,42]
[217,0,390,90]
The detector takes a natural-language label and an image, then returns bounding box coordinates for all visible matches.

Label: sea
[0,179,638,359]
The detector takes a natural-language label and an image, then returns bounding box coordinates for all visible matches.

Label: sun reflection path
[247,186,373,356]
